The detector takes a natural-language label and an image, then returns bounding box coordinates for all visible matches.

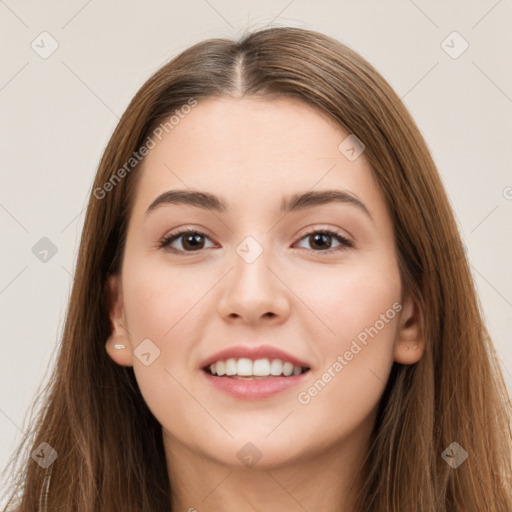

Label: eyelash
[158,227,354,255]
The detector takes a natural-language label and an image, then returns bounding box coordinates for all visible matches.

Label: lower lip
[201,369,311,400]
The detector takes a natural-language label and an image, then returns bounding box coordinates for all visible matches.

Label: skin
[105,96,424,512]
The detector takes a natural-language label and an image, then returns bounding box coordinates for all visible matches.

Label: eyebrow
[145,189,373,222]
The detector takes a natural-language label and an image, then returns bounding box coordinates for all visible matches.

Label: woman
[3,26,511,511]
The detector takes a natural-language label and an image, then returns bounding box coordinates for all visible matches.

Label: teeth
[253,358,270,376]
[270,359,282,375]
[283,362,294,376]
[208,357,306,377]
[225,358,237,376]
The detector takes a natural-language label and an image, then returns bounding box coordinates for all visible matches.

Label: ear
[104,274,133,367]
[393,291,425,365]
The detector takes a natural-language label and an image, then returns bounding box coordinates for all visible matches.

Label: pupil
[311,233,331,250]
[184,233,203,250]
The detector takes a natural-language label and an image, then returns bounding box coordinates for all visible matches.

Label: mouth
[199,346,313,398]
[203,357,310,378]
[203,367,311,379]
[201,359,311,399]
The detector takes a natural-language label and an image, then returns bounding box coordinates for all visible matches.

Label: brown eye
[159,228,353,255]
[295,229,353,252]
[159,230,215,253]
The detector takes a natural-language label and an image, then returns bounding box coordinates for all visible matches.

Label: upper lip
[200,344,311,370]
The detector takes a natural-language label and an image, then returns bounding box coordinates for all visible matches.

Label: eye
[294,228,353,253]
[159,230,216,253]
[158,227,354,254]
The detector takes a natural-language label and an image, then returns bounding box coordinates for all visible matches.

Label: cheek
[300,261,401,384]
[120,259,209,430]
[122,254,211,341]
[299,257,401,336]
[120,255,209,401]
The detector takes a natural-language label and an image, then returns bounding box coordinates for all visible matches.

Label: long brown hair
[3,26,511,511]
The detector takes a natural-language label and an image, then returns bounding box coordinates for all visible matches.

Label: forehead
[132,96,385,219]
[145,96,347,166]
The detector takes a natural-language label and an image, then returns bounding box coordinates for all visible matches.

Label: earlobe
[104,274,133,367]
[393,293,425,365]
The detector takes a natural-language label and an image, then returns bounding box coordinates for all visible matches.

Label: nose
[217,241,291,325]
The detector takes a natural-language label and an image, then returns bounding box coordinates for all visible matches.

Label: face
[106,96,423,471]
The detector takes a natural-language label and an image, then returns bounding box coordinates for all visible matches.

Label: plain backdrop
[1,0,511,493]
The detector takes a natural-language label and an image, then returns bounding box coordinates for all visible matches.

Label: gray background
[1,0,511,493]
